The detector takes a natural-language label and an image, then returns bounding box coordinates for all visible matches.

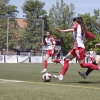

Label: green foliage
[78,9,100,52]
[22,0,47,19]
[21,0,47,51]
[48,0,75,54]
[0,0,19,51]
[19,19,42,51]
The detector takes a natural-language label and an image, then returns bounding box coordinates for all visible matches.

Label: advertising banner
[31,56,42,63]
[5,55,17,63]
[0,55,4,63]
[18,55,29,63]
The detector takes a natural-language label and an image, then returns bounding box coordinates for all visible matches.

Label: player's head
[90,48,93,51]
[72,17,87,33]
[72,17,83,24]
[46,31,51,38]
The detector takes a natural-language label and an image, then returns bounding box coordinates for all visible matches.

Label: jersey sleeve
[73,24,78,31]
[44,39,47,45]
[85,31,94,39]
[50,36,56,45]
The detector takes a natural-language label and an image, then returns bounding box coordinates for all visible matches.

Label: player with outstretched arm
[53,17,100,81]
[38,31,56,73]
[78,43,100,79]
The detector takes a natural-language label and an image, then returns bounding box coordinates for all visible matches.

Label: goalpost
[8,18,44,62]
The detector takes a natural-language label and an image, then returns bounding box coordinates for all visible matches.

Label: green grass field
[0,63,100,100]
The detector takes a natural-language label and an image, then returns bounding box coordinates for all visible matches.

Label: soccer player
[38,31,56,73]
[53,17,100,81]
[78,43,100,79]
[88,48,96,63]
[53,50,64,65]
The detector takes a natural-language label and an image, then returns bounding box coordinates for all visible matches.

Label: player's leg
[41,53,50,73]
[53,52,74,66]
[53,50,75,80]
[76,47,99,70]
[78,55,100,79]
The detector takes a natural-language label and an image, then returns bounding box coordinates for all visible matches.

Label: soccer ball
[42,73,52,82]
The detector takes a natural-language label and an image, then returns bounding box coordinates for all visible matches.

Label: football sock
[53,59,60,63]
[86,69,94,76]
[86,61,97,76]
[44,60,48,68]
[61,59,69,76]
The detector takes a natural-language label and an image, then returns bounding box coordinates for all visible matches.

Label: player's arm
[52,44,56,50]
[85,31,95,45]
[38,40,46,46]
[51,38,56,50]
[38,43,44,46]
[95,43,100,48]
[55,28,74,33]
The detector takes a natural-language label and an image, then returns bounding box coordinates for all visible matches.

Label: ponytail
[73,17,87,34]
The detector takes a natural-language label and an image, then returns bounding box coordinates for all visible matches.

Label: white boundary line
[23,81,100,90]
[0,79,24,83]
[0,79,100,90]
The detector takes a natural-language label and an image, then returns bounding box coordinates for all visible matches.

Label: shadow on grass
[64,81,100,84]
[49,71,59,73]
[78,81,100,84]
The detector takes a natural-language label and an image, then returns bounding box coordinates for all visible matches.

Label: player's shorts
[46,49,56,56]
[96,51,100,55]
[70,47,85,60]
[90,57,94,61]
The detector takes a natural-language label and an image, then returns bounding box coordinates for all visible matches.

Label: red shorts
[90,57,94,61]
[70,47,86,60]
[46,49,56,56]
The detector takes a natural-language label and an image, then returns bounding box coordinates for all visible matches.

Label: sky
[9,0,100,18]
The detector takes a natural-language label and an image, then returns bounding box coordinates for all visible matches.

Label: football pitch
[0,63,100,100]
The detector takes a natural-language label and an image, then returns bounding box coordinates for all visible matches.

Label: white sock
[60,60,64,66]
[98,67,100,70]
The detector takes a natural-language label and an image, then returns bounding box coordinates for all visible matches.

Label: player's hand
[95,44,100,48]
[38,43,41,46]
[52,50,54,54]
[54,28,61,32]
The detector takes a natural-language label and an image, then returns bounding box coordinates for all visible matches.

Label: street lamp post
[6,17,9,55]
[41,19,44,63]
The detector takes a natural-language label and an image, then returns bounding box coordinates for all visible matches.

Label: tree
[48,0,75,54]
[22,0,47,19]
[78,9,100,52]
[21,0,47,53]
[0,0,19,52]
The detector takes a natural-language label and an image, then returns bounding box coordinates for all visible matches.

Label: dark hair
[73,17,87,33]
[46,30,51,34]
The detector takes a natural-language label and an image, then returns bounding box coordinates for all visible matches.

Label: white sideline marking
[0,79,100,90]
[0,79,24,83]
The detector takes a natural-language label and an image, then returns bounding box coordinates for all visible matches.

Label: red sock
[80,63,99,70]
[53,59,60,63]
[44,60,48,68]
[61,60,69,76]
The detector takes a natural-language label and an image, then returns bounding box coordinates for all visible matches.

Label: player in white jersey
[38,31,56,73]
[78,43,100,79]
[53,17,100,81]
[88,48,96,63]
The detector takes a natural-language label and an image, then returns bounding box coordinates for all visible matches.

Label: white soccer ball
[42,73,52,82]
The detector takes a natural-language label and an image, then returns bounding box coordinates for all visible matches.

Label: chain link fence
[0,18,44,56]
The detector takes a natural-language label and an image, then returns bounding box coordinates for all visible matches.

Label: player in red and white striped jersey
[88,48,96,63]
[78,43,100,79]
[53,17,100,81]
[38,31,56,73]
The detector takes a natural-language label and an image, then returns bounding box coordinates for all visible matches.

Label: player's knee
[44,60,47,63]
[80,63,86,68]
[64,59,69,64]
